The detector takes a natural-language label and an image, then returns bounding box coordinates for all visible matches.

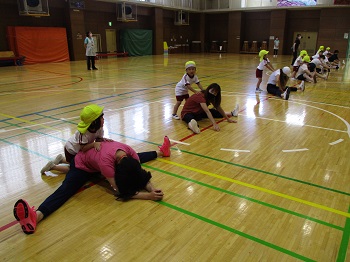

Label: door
[293,32,318,56]
[92,34,102,53]
[106,29,117,52]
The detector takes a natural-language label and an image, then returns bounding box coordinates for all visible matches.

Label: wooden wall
[0,0,349,59]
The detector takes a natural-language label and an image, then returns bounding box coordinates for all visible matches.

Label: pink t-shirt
[74,141,139,178]
[180,92,206,119]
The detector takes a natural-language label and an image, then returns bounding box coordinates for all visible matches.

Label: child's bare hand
[94,142,101,151]
[227,118,237,123]
[150,189,164,201]
[213,124,220,131]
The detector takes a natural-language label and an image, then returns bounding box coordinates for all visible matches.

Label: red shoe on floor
[159,136,171,157]
[13,199,37,234]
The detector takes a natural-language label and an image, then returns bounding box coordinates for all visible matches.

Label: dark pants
[291,51,298,65]
[267,84,297,97]
[182,109,224,124]
[274,49,278,55]
[37,151,157,218]
[86,56,96,69]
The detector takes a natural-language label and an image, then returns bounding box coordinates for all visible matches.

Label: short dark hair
[114,157,152,200]
[86,31,91,37]
[87,114,103,133]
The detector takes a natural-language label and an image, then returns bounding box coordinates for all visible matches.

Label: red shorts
[256,69,263,78]
[293,66,299,72]
[176,94,189,101]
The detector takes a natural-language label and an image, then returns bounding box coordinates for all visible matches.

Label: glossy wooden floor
[0,53,349,261]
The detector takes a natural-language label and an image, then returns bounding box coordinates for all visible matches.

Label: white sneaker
[53,154,64,165]
[282,87,290,100]
[188,119,200,134]
[299,81,305,91]
[255,88,263,93]
[172,114,180,120]
[231,104,239,117]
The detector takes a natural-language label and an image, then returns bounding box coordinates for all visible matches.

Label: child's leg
[51,165,70,174]
[172,101,182,117]
[256,78,262,90]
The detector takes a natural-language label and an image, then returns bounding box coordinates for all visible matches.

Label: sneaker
[188,119,200,134]
[13,199,37,234]
[282,87,291,100]
[255,88,263,93]
[172,114,180,120]
[158,136,171,157]
[40,161,54,174]
[299,81,305,91]
[231,104,239,117]
[92,67,98,70]
[53,154,64,165]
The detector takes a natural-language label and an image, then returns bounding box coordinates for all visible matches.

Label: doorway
[294,32,318,56]
[106,29,117,52]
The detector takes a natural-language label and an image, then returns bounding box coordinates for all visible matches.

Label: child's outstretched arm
[266,63,275,72]
[187,84,198,94]
[197,82,204,91]
[81,141,101,152]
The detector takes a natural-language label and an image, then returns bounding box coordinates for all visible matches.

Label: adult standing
[273,37,280,58]
[84,31,98,70]
[291,34,302,65]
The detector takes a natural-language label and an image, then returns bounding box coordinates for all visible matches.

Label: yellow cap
[259,50,269,61]
[300,50,308,56]
[77,104,104,134]
[303,56,311,63]
[185,61,196,69]
[326,47,330,50]
[320,46,324,50]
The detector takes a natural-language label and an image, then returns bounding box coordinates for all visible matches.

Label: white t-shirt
[293,56,303,67]
[296,64,308,77]
[267,69,280,85]
[310,58,323,68]
[175,73,200,96]
[65,128,104,155]
[257,58,270,70]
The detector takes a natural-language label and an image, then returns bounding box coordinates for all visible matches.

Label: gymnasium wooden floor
[0,53,349,261]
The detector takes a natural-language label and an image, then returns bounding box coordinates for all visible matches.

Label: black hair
[334,50,339,54]
[279,69,289,89]
[319,55,325,59]
[114,157,152,200]
[203,83,221,108]
[86,31,91,37]
[87,114,103,133]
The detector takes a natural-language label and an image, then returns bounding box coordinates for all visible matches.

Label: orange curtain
[8,26,69,64]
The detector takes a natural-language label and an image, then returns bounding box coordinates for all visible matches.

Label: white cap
[282,66,291,77]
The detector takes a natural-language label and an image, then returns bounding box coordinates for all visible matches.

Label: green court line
[144,165,343,231]
[114,133,350,197]
[337,205,350,262]
[158,201,315,262]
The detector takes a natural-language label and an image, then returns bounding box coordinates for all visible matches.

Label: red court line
[174,96,270,145]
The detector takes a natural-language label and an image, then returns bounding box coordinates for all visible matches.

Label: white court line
[282,148,309,153]
[220,148,251,153]
[329,139,344,145]
[169,139,190,146]
[239,115,347,134]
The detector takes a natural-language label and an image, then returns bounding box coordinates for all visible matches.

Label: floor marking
[169,139,190,145]
[0,113,60,131]
[221,148,251,153]
[329,139,344,145]
[157,158,350,218]
[240,114,347,134]
[282,148,309,153]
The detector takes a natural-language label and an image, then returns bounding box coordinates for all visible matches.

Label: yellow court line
[0,112,59,131]
[157,158,350,218]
